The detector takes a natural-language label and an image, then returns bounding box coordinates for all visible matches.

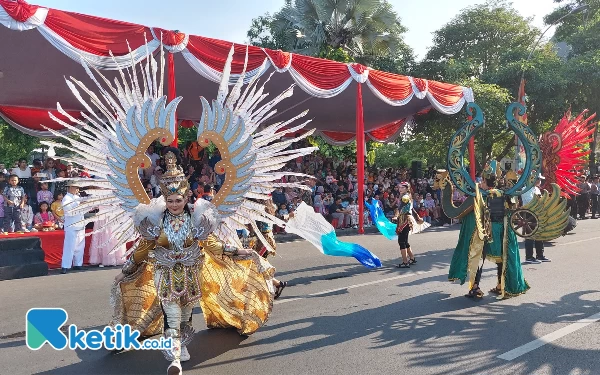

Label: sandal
[397,262,410,268]
[408,258,417,265]
[489,287,501,295]
[465,287,484,298]
[274,281,287,299]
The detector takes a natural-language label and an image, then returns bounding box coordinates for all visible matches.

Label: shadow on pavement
[194,290,600,375]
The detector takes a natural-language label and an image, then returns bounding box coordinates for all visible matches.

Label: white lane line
[497,312,600,361]
[275,271,432,305]
[555,236,600,247]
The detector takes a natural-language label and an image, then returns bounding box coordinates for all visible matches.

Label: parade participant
[42,46,380,374]
[112,150,267,373]
[256,198,287,299]
[521,175,550,263]
[60,182,85,274]
[393,182,427,268]
[2,175,26,233]
[440,102,570,299]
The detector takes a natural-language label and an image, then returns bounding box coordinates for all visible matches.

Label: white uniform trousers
[61,228,85,268]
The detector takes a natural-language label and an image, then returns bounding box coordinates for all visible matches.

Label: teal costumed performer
[436,102,570,299]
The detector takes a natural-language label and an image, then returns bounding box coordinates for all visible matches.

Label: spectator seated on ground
[417,204,431,224]
[272,187,287,207]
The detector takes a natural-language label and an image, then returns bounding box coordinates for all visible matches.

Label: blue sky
[33,0,559,60]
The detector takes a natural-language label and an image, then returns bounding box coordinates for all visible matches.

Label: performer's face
[166,194,187,215]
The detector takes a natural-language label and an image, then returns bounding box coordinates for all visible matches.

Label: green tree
[0,119,41,165]
[248,0,414,71]
[246,11,295,50]
[413,79,512,170]
[271,0,409,56]
[413,0,570,166]
[424,0,538,73]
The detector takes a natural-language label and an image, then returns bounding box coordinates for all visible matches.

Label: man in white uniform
[61,182,85,274]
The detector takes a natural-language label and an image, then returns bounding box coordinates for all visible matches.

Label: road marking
[497,312,600,361]
[555,236,600,247]
[275,271,432,305]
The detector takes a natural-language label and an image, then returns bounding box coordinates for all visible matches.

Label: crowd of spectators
[1,139,461,234]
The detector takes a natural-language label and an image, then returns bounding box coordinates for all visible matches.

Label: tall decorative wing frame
[511,183,570,241]
[539,109,597,196]
[40,42,179,250]
[40,43,380,268]
[447,102,542,197]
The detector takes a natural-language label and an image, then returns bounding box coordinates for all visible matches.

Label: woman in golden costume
[46,43,381,375]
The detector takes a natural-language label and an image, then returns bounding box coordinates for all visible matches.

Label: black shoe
[536,256,551,262]
[396,262,410,268]
[72,266,82,271]
[408,258,417,265]
[524,258,541,264]
[61,268,68,274]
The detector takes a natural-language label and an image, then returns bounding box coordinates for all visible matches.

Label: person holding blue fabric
[394,182,422,268]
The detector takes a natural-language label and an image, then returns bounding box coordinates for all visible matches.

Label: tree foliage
[0,119,41,164]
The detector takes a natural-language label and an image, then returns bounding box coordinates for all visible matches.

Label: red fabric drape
[186,35,266,74]
[168,52,178,146]
[427,80,466,107]
[0,105,81,131]
[263,49,291,69]
[368,119,406,142]
[152,27,186,46]
[367,70,413,101]
[0,0,39,22]
[179,119,195,129]
[44,9,152,56]
[320,131,355,142]
[356,83,365,234]
[291,54,351,90]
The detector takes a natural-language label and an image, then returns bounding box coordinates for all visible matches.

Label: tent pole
[356,82,365,234]
[168,52,178,147]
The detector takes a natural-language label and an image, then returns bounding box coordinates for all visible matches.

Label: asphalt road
[1,219,599,375]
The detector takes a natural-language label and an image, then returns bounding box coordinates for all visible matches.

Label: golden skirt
[110,253,275,337]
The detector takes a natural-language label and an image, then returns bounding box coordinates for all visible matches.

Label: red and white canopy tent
[0,0,474,232]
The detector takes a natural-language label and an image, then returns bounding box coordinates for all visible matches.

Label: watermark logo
[26,308,171,351]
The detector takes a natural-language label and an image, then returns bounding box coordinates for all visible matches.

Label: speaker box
[0,236,48,280]
[412,160,423,179]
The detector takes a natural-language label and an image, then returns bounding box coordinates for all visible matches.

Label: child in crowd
[2,175,26,233]
[33,201,57,231]
[37,182,54,205]
[51,192,65,228]
[348,199,359,229]
[417,204,431,224]
[20,194,34,231]
[277,203,289,219]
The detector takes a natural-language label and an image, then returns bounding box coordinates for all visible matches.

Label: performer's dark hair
[485,175,497,188]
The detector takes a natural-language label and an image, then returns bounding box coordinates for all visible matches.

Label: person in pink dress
[89,214,126,267]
